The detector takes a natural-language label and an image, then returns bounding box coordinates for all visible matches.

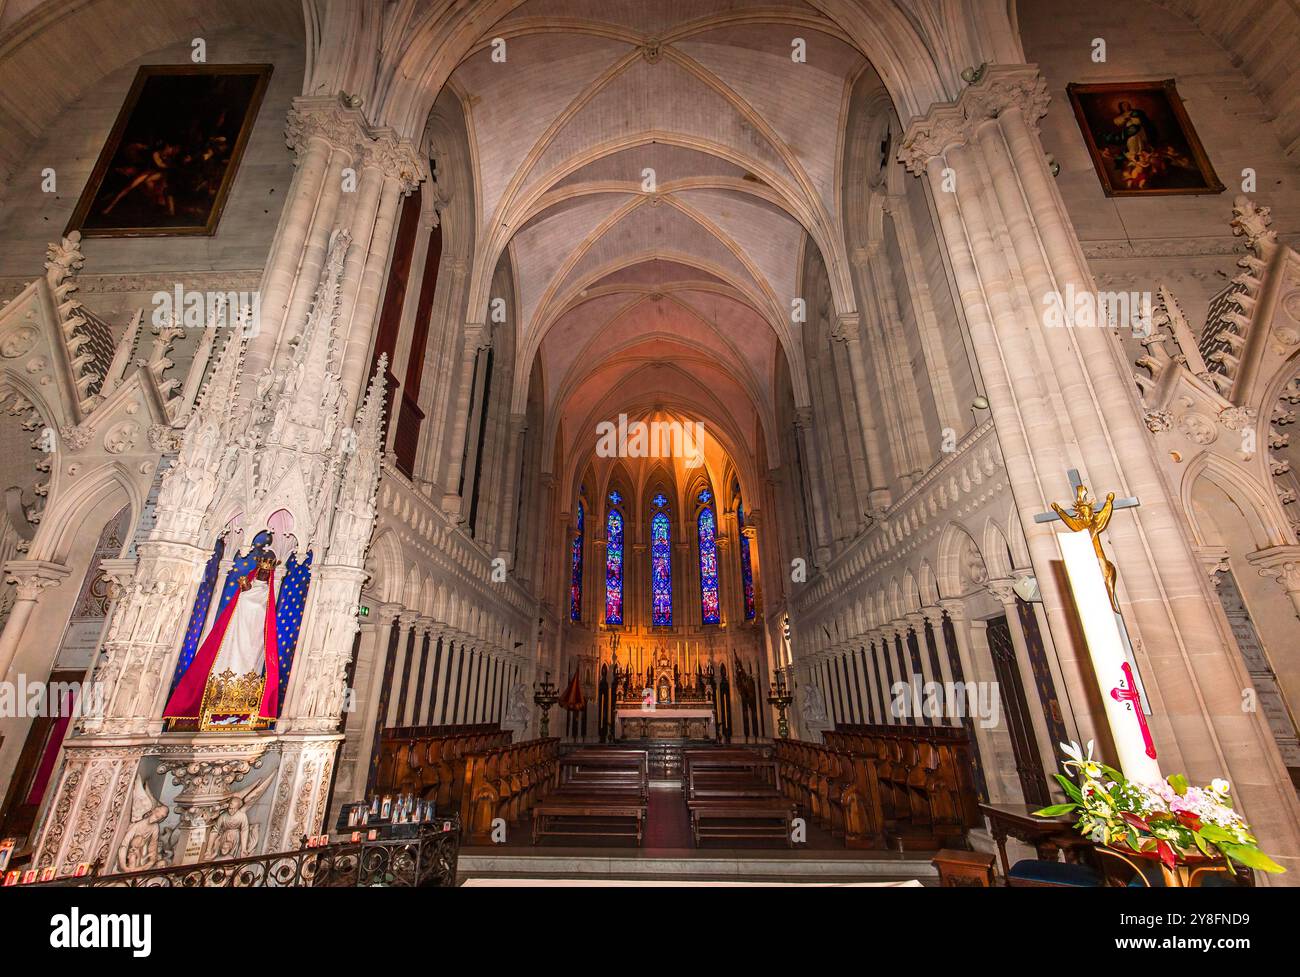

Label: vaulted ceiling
[446,0,873,495]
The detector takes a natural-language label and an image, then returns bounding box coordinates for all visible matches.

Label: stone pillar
[385,615,415,727]
[441,326,489,519]
[0,560,69,683]
[832,315,891,511]
[793,408,832,566]
[901,64,1300,873]
[403,618,433,725]
[920,606,956,689]
[494,413,528,564]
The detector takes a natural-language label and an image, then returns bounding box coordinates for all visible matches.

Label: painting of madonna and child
[1067,79,1224,196]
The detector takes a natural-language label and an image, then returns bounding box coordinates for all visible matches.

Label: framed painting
[1066,79,1223,196]
[66,63,273,237]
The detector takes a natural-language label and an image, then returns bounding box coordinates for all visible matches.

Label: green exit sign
[358,605,370,617]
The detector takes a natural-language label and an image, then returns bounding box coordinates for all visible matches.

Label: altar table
[616,706,715,740]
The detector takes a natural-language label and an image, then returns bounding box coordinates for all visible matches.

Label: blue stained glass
[651,511,672,626]
[738,502,756,620]
[570,501,583,622]
[697,488,712,504]
[652,492,668,509]
[605,508,624,625]
[698,506,720,625]
[608,490,623,505]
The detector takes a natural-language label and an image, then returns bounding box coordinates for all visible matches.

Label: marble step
[458,849,939,882]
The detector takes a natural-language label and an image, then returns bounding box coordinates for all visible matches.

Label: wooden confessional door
[985,616,1050,806]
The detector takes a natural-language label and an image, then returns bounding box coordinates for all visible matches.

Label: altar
[616,706,715,741]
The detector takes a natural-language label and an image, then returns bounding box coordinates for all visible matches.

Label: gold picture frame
[1066,79,1224,197]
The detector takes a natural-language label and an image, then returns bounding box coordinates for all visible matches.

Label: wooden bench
[684,755,795,847]
[374,724,512,809]
[772,739,885,849]
[690,800,796,847]
[825,724,979,849]
[462,738,561,843]
[531,750,648,846]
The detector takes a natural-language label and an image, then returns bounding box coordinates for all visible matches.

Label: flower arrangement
[1034,741,1284,876]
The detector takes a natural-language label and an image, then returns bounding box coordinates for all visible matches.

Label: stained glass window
[570,501,583,622]
[605,507,624,625]
[697,488,712,505]
[698,504,720,625]
[652,492,667,509]
[651,510,672,626]
[608,490,623,506]
[738,502,756,620]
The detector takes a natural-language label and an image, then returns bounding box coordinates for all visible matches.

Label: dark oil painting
[67,64,272,237]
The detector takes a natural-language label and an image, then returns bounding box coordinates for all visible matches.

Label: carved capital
[899,64,1049,174]
[1246,545,1300,592]
[3,559,70,599]
[983,577,1018,606]
[919,605,945,628]
[285,95,369,158]
[286,96,425,193]
[938,598,967,623]
[830,312,861,344]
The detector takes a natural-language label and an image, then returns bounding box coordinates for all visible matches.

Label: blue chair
[1007,858,1103,887]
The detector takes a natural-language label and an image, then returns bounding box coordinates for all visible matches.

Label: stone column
[716,514,737,627]
[832,314,891,511]
[0,560,69,683]
[494,413,528,564]
[901,64,1300,872]
[385,615,415,727]
[441,326,489,519]
[793,408,832,566]
[404,618,433,725]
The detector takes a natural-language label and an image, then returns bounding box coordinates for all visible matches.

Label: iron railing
[30,819,460,889]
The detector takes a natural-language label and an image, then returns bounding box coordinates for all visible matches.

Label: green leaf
[1192,831,1211,858]
[1219,843,1286,874]
[1034,803,1078,817]
[1054,774,1084,804]
[1167,773,1188,796]
[1199,824,1233,844]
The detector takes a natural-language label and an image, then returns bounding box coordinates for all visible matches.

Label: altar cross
[1033,469,1140,612]
[1032,469,1139,524]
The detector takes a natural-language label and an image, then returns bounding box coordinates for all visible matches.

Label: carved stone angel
[201,774,274,861]
[117,775,171,872]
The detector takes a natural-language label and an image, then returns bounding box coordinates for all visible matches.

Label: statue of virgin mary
[164,531,282,726]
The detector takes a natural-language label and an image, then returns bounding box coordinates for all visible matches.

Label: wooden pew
[531,750,648,846]
[824,723,980,849]
[684,753,795,847]
[772,739,886,849]
[461,738,561,843]
[373,724,512,811]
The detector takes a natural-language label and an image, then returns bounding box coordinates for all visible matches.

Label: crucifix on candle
[1033,468,1139,612]
[1035,470,1161,782]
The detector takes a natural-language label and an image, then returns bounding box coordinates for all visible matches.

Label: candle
[1057,530,1161,782]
